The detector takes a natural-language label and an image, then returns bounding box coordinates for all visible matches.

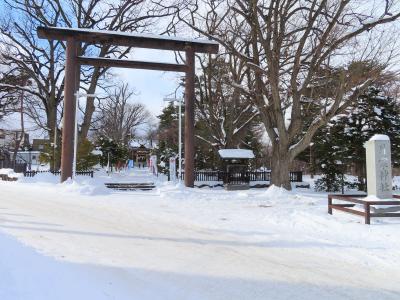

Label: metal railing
[24,170,94,178]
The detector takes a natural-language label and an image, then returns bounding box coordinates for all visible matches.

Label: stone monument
[365,134,392,199]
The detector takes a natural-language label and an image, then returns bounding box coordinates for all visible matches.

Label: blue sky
[116,48,185,117]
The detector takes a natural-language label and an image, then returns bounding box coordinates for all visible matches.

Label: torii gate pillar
[184,47,195,187]
[61,38,79,182]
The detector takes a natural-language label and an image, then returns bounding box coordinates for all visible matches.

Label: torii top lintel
[37,27,219,54]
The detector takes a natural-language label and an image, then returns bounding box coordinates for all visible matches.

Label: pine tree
[240,125,266,170]
[96,136,128,170]
[341,86,400,187]
[312,86,400,191]
[313,124,348,192]
[155,102,182,174]
[40,138,100,171]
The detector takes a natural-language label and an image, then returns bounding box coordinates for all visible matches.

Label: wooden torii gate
[37,27,218,187]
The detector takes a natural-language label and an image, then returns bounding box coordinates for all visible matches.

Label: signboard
[128,159,134,169]
[150,155,158,175]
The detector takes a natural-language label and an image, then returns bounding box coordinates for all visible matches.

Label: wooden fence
[178,171,302,182]
[24,170,94,178]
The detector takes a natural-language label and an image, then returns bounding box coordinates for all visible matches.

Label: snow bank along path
[1,178,400,299]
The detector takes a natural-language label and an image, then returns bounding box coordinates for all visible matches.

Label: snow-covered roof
[369,134,390,141]
[129,139,157,149]
[218,149,255,159]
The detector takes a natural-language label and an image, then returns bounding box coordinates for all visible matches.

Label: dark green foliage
[312,123,347,192]
[155,102,181,174]
[39,138,99,171]
[240,125,265,170]
[310,86,400,191]
[96,136,129,169]
[76,139,100,171]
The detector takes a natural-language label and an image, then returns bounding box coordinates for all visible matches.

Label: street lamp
[24,146,32,171]
[163,97,183,182]
[73,92,98,179]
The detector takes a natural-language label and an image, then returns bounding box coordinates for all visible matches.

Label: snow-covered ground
[1,169,400,299]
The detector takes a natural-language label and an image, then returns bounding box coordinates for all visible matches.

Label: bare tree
[0,0,175,168]
[173,0,400,189]
[196,54,259,149]
[143,119,159,147]
[93,83,150,144]
[0,72,20,120]
[0,67,31,163]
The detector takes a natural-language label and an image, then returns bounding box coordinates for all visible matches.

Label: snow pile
[58,179,110,196]
[369,134,390,141]
[20,172,60,184]
[218,149,255,159]
[263,184,292,200]
[363,195,385,201]
[19,173,110,196]
[0,168,24,179]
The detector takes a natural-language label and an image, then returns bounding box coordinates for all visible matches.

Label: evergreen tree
[155,102,182,174]
[240,125,266,170]
[96,136,128,170]
[76,139,100,171]
[40,138,99,171]
[313,125,348,192]
[312,86,400,191]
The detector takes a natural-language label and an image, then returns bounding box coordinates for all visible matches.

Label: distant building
[129,139,156,168]
[0,129,29,172]
[0,131,50,171]
[32,139,50,151]
[15,151,42,170]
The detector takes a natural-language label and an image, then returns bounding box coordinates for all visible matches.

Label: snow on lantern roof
[369,134,390,141]
[218,149,255,159]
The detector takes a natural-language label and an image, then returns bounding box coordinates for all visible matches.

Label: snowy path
[1,180,400,299]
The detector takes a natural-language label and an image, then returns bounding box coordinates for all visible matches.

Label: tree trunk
[270,143,292,190]
[12,90,25,166]
[355,162,367,192]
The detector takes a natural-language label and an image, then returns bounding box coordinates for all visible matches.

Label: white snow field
[1,169,400,299]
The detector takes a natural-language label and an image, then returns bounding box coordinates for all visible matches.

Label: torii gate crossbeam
[37,27,219,187]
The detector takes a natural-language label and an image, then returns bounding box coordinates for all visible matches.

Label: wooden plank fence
[178,171,302,182]
[24,170,94,178]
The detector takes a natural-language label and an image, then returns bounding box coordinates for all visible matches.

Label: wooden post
[184,47,195,188]
[364,202,371,225]
[61,38,78,182]
[328,195,332,214]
